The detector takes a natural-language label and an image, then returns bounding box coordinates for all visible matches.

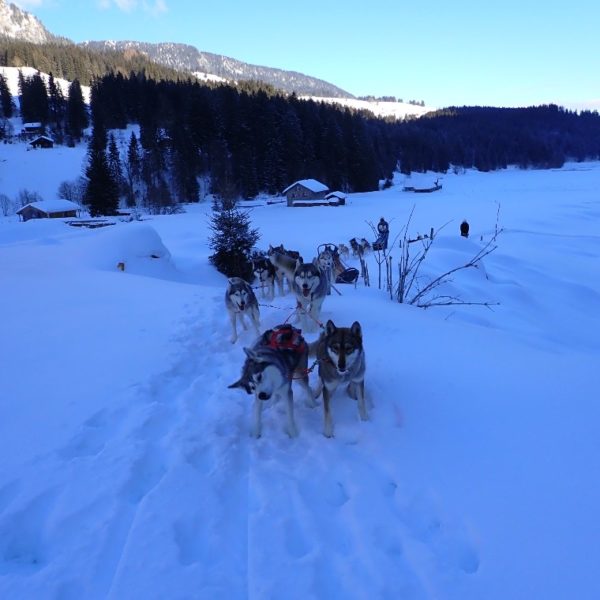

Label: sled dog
[252,255,276,300]
[338,243,350,260]
[317,247,335,295]
[229,324,315,438]
[267,245,301,296]
[312,319,368,437]
[291,260,328,331]
[225,277,260,343]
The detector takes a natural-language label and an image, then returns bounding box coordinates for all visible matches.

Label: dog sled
[317,243,359,285]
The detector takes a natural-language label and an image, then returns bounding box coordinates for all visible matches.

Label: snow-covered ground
[299,96,432,119]
[1,133,599,599]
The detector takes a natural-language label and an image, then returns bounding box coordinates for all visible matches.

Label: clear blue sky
[14,0,600,110]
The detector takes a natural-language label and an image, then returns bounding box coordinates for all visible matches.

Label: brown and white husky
[312,319,368,437]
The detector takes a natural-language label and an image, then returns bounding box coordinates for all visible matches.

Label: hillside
[80,40,355,99]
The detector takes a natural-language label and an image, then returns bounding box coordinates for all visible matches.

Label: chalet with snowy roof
[17,200,81,222]
[29,135,54,149]
[282,179,329,207]
[325,191,347,206]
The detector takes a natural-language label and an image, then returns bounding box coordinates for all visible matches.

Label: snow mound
[82,223,176,279]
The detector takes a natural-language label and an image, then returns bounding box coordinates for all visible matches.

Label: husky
[291,260,328,331]
[317,247,335,295]
[267,244,301,296]
[225,277,260,343]
[338,243,350,260]
[229,324,315,438]
[312,320,368,438]
[252,255,276,300]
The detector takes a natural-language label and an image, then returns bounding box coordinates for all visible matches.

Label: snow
[0,66,91,104]
[1,133,600,600]
[282,178,329,194]
[300,96,433,119]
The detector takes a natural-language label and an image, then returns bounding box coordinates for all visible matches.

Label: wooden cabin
[282,179,329,207]
[29,135,54,149]
[17,200,81,222]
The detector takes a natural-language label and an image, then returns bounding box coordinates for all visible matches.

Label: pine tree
[66,79,88,141]
[0,74,14,118]
[84,123,119,217]
[47,72,65,132]
[208,208,260,280]
[124,131,141,207]
[107,133,125,201]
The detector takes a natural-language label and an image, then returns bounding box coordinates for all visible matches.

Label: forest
[2,41,600,216]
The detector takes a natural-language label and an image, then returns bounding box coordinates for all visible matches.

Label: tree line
[2,56,600,218]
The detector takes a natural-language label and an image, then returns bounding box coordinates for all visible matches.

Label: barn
[282,179,329,207]
[17,200,81,222]
[29,135,54,149]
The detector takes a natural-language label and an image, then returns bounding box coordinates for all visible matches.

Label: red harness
[266,324,306,354]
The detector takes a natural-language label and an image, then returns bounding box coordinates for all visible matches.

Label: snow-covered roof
[17,200,80,214]
[22,122,42,129]
[282,179,329,194]
[30,135,54,143]
[325,190,347,199]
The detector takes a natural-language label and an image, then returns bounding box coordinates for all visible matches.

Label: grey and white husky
[225,277,260,343]
[292,260,328,332]
[317,247,335,295]
[312,319,368,438]
[229,325,315,438]
[252,255,276,300]
[267,244,298,296]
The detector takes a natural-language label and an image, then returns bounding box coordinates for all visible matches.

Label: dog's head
[252,257,271,280]
[317,249,333,270]
[323,319,363,375]
[267,244,285,256]
[294,262,322,298]
[227,277,252,311]
[228,347,287,400]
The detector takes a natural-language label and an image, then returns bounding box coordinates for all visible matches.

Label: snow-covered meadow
[1,135,599,599]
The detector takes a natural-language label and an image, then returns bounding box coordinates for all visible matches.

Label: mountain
[79,40,354,98]
[0,0,69,44]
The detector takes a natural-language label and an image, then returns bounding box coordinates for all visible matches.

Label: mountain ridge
[79,40,354,98]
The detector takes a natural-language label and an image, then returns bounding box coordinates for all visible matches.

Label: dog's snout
[258,392,270,401]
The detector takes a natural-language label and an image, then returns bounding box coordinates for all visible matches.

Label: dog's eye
[331,344,340,353]
[255,373,262,383]
[345,345,354,354]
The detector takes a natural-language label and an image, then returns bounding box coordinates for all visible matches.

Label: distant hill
[79,40,354,99]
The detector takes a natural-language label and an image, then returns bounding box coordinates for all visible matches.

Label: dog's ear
[351,321,362,340]
[326,320,336,336]
[228,379,243,389]
[243,347,257,360]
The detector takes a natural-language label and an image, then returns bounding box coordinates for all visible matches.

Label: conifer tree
[0,74,14,118]
[66,79,88,141]
[84,121,119,217]
[208,208,260,280]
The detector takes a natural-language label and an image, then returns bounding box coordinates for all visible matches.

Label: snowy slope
[0,136,599,599]
[300,96,432,119]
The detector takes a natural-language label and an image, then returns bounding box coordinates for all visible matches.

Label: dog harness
[266,324,306,354]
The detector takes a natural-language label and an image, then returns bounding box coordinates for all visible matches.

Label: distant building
[17,199,81,222]
[21,122,44,136]
[29,135,54,149]
[282,179,329,206]
[325,191,347,206]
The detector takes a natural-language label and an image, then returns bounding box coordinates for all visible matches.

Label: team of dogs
[225,243,369,438]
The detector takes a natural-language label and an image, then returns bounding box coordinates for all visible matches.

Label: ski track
[0,288,480,599]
